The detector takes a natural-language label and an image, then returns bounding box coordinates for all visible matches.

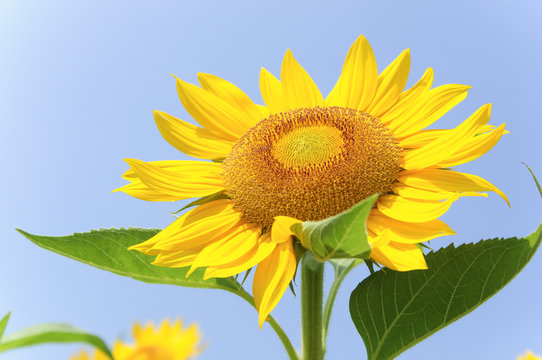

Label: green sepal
[0,322,113,359]
[292,240,307,280]
[291,194,377,261]
[239,268,252,288]
[172,191,229,214]
[363,259,376,275]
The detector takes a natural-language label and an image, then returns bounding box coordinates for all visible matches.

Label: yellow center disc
[222,106,402,228]
[272,126,343,168]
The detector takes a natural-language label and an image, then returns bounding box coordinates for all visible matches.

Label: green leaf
[0,312,11,341]
[349,169,542,360]
[291,194,377,261]
[350,227,542,360]
[524,163,542,195]
[0,323,113,358]
[16,228,242,293]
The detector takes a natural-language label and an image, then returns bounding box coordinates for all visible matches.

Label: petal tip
[258,314,267,330]
[186,265,198,278]
[354,33,369,45]
[123,158,139,166]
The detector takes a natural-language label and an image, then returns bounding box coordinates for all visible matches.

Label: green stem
[301,252,324,360]
[322,260,360,346]
[234,287,299,360]
[267,316,299,360]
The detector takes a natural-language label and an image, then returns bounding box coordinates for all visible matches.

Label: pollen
[222,106,402,228]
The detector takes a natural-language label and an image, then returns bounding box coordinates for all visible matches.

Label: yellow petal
[377,193,461,223]
[402,104,492,169]
[366,49,411,117]
[392,183,487,200]
[325,34,378,110]
[114,181,181,202]
[272,216,302,244]
[153,250,202,268]
[188,223,261,275]
[153,110,234,160]
[70,351,92,360]
[397,168,509,206]
[388,84,471,138]
[381,68,434,125]
[281,49,323,109]
[197,73,263,127]
[518,351,542,360]
[119,158,224,200]
[371,241,428,271]
[132,322,145,343]
[398,128,449,149]
[175,77,251,140]
[398,124,505,150]
[152,208,243,257]
[368,209,455,244]
[255,104,270,118]
[437,123,506,168]
[116,159,226,201]
[150,213,244,253]
[481,124,509,135]
[367,230,389,248]
[204,233,277,279]
[259,67,288,114]
[129,199,237,254]
[253,241,297,328]
[394,68,434,105]
[121,160,220,181]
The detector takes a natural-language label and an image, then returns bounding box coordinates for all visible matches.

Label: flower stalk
[301,252,325,360]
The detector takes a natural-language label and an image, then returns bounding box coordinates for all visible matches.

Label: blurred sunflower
[116,35,507,327]
[518,351,542,360]
[71,319,201,360]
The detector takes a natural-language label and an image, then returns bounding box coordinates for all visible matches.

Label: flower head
[116,35,507,327]
[71,319,201,360]
[518,351,542,360]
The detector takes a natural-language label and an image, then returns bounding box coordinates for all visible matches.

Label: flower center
[272,125,343,168]
[222,106,402,228]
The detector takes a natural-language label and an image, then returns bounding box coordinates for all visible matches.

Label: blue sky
[1,0,541,359]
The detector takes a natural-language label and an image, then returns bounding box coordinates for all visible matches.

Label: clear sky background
[1,1,541,359]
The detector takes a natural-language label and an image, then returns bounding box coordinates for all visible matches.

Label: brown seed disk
[222,106,402,228]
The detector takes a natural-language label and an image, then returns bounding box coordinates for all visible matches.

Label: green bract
[291,194,377,261]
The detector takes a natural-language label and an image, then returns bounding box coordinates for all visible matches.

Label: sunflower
[116,35,507,327]
[71,319,201,360]
[518,351,542,360]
